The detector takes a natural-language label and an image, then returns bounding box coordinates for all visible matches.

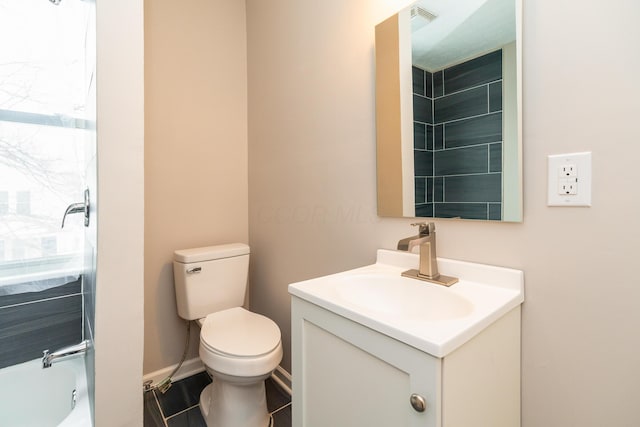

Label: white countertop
[288,249,524,357]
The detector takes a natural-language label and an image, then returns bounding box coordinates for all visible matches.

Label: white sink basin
[334,273,474,321]
[289,249,524,357]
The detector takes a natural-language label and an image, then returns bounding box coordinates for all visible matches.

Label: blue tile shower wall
[0,278,82,369]
[413,50,503,220]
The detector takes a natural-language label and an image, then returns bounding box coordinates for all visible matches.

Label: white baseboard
[143,357,205,386]
[143,359,292,398]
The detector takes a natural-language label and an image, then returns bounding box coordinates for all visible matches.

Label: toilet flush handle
[187,267,202,274]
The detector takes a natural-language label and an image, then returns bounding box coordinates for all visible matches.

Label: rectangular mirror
[375,0,522,221]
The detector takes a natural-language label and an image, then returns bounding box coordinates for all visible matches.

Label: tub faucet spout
[42,340,89,369]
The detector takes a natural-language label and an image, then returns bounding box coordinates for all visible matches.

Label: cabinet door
[292,297,441,427]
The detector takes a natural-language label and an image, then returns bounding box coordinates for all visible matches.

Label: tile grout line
[151,390,170,427]
[0,292,82,310]
[269,401,292,416]
[146,376,291,426]
[164,402,201,422]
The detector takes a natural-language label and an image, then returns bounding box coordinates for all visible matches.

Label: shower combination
[0,0,97,425]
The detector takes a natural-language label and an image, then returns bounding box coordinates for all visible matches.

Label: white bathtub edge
[60,355,91,427]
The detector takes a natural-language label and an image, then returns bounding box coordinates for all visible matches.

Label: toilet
[173,243,283,427]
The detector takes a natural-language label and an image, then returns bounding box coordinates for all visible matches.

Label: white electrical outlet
[559,164,577,177]
[548,152,592,206]
[558,177,578,195]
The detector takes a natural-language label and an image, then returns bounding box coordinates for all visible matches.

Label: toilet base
[199,378,269,427]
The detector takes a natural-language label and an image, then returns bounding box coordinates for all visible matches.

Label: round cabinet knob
[410,393,427,412]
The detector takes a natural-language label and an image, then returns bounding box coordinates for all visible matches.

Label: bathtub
[0,356,91,427]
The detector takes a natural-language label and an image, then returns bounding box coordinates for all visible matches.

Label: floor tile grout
[151,390,169,427]
[269,401,292,416]
[145,374,291,427]
[164,402,200,422]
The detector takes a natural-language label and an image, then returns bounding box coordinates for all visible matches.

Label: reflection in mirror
[375,0,522,221]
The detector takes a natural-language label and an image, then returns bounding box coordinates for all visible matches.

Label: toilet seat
[200,307,281,357]
[198,307,283,377]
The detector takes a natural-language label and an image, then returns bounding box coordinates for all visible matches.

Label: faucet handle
[42,349,51,368]
[411,222,434,236]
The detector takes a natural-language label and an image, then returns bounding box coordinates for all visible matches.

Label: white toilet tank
[173,243,250,320]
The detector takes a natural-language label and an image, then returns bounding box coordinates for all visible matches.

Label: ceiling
[411,0,516,72]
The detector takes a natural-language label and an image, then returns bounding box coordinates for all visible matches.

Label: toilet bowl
[197,307,283,427]
[172,244,283,427]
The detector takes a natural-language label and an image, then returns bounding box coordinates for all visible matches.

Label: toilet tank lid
[174,243,249,263]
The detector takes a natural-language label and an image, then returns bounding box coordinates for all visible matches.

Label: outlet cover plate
[548,152,592,206]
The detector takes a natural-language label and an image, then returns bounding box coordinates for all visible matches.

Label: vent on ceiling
[411,6,437,23]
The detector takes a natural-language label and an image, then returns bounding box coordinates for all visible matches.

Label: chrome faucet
[398,222,458,287]
[61,189,90,228]
[42,340,89,368]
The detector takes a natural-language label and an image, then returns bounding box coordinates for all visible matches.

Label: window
[0,192,7,215]
[11,240,26,260]
[41,236,57,257]
[16,191,31,216]
[0,0,92,286]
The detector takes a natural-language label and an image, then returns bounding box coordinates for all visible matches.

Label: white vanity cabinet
[289,249,524,427]
[291,297,521,427]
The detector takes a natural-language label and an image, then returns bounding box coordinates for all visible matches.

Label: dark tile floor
[144,371,291,427]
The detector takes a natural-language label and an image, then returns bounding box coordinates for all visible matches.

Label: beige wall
[144,0,248,374]
[247,1,640,427]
